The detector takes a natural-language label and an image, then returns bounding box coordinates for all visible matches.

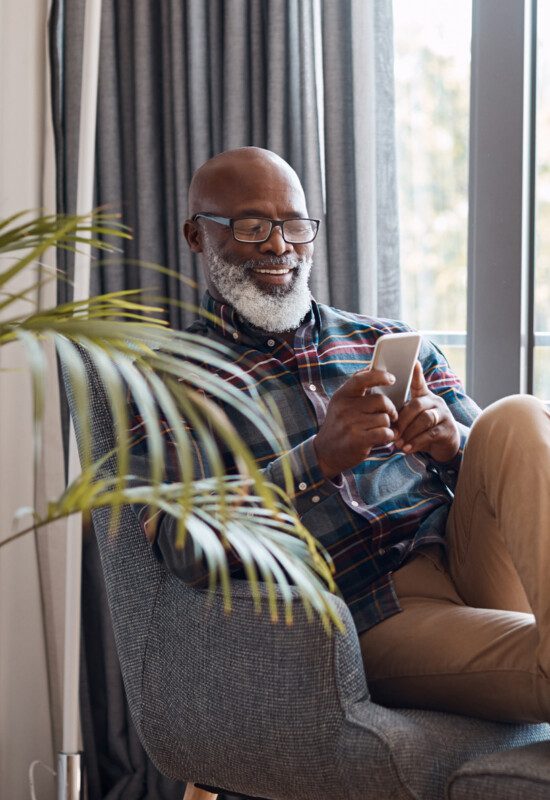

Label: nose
[258,223,293,257]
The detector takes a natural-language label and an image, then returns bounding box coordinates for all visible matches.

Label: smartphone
[370,332,422,410]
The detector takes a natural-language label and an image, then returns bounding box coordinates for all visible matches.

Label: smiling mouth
[252,267,294,275]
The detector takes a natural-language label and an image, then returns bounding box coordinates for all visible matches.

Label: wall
[0,1,60,798]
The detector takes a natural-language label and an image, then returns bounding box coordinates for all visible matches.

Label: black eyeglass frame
[192,213,320,244]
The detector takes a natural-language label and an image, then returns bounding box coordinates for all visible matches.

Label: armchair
[66,354,550,800]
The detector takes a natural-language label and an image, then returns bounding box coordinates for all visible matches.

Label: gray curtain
[50,1,398,797]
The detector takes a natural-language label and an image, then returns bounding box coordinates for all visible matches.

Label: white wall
[0,1,59,798]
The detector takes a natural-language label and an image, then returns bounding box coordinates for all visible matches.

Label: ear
[183,219,203,253]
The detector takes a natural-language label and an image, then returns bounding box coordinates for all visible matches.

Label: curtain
[50,1,399,797]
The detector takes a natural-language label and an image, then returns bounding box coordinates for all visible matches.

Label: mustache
[241,255,305,271]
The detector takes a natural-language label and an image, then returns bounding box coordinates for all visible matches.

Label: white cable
[28,760,56,800]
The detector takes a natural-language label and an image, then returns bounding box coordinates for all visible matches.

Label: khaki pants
[360,394,550,723]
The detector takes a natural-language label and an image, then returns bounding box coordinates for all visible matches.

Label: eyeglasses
[192,213,320,244]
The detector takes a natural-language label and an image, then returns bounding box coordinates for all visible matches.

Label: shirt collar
[201,291,318,349]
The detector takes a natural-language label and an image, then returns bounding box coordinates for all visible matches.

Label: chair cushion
[343,702,550,800]
[447,740,550,799]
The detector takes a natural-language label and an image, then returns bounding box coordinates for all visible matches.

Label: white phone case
[370,332,422,410]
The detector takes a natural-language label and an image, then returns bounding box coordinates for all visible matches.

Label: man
[139,146,550,724]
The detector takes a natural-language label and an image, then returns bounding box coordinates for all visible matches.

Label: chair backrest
[62,350,164,721]
[63,350,369,793]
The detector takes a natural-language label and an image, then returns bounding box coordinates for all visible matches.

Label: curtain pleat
[91,0,400,328]
[49,2,399,797]
[321,0,359,311]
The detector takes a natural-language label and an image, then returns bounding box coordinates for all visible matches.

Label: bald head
[183,147,315,333]
[188,147,306,217]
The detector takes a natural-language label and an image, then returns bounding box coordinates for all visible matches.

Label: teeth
[253,268,291,275]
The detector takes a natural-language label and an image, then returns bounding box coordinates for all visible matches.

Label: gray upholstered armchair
[68,356,550,800]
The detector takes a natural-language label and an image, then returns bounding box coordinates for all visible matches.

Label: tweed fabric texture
[140,578,550,800]
[64,354,550,800]
[62,355,166,723]
[447,740,550,799]
[334,702,549,800]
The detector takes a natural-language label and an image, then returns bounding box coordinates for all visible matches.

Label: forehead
[192,158,308,217]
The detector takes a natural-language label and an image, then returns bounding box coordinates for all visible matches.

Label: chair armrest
[139,579,388,798]
[131,579,550,800]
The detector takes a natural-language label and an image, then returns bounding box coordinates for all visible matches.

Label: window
[396,1,547,408]
[393,0,472,386]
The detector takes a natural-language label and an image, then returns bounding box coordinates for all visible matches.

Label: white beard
[202,234,313,333]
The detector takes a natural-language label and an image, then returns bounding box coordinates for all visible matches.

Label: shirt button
[312,495,321,504]
[298,481,307,491]
[351,500,359,507]
[309,384,317,391]
[232,331,239,340]
[378,548,385,556]
[267,338,276,347]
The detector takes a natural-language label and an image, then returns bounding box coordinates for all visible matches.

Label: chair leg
[183,784,219,800]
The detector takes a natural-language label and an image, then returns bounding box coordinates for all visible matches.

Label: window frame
[466,0,537,407]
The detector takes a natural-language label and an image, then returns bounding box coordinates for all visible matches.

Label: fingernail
[387,373,396,384]
[403,444,412,453]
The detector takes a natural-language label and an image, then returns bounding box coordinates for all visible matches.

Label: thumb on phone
[410,361,429,398]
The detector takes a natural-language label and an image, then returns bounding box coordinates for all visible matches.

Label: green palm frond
[1,210,343,633]
[0,210,130,289]
[8,474,339,632]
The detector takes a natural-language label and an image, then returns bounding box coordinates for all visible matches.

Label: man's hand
[314,369,398,479]
[394,362,460,463]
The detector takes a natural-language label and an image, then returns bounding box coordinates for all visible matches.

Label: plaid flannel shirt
[130,292,480,634]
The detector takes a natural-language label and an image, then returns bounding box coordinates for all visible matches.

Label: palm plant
[0,210,341,631]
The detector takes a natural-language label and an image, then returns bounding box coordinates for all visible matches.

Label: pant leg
[360,549,547,722]
[361,395,550,723]
[446,394,550,679]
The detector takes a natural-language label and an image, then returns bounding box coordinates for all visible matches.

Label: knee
[484,393,545,420]
[469,394,549,447]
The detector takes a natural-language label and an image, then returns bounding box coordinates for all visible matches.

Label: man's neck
[276,329,296,346]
